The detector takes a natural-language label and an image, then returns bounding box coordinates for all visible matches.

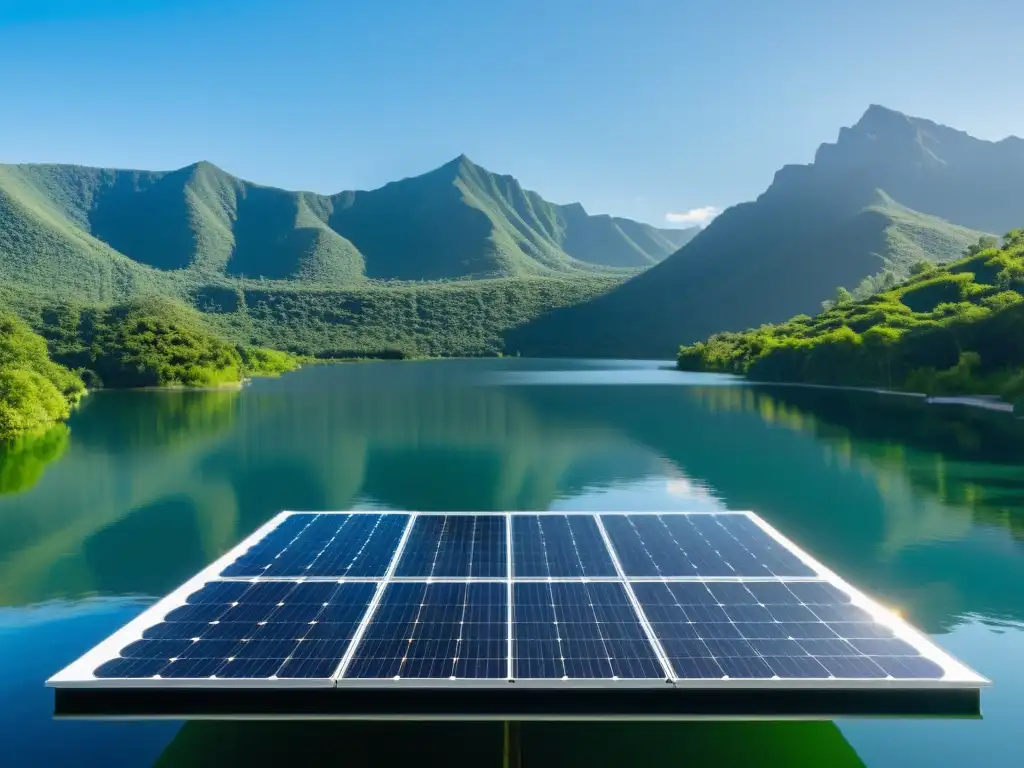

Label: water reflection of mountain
[0,375,665,606]
[520,384,1024,632]
[750,386,1024,539]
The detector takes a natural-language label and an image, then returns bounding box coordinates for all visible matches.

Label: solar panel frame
[49,509,989,699]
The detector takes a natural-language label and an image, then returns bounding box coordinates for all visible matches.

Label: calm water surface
[2,358,1023,767]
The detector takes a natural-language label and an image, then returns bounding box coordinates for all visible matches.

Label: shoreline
[99,381,246,392]
[743,379,1017,414]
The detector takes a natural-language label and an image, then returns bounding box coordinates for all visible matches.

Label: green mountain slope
[677,229,1024,401]
[508,106,1020,358]
[0,156,691,290]
[0,155,685,357]
[0,164,177,302]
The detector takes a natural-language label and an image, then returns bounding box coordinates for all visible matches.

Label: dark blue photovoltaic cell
[601,514,815,578]
[94,581,376,679]
[344,582,506,679]
[511,515,616,578]
[513,582,664,679]
[220,513,408,578]
[394,515,506,578]
[631,580,944,680]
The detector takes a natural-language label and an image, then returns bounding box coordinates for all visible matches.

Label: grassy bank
[678,230,1024,403]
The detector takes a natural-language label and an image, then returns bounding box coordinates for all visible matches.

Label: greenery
[677,231,1024,401]
[33,296,306,388]
[211,275,625,357]
[3,105,1019,368]
[0,424,69,494]
[0,156,661,360]
[237,346,299,377]
[0,311,85,441]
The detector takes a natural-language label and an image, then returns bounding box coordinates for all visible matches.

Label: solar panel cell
[783,581,852,604]
[394,516,507,578]
[176,639,242,659]
[185,581,252,604]
[92,657,168,679]
[872,656,946,679]
[511,514,616,577]
[716,656,776,679]
[142,621,209,641]
[119,639,192,660]
[163,603,229,623]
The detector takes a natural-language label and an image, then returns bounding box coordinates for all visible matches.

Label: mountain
[507,106,1022,359]
[0,156,695,298]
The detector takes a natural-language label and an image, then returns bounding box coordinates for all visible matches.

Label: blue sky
[1,0,1020,227]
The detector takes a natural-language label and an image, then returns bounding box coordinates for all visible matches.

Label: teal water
[2,358,1023,767]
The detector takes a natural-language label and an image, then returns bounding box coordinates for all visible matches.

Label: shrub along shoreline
[0,313,85,441]
[1,296,300,442]
[678,230,1024,407]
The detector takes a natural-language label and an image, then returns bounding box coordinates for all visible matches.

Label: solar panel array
[55,511,974,690]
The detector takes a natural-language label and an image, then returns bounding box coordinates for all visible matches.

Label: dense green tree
[0,312,84,441]
[909,260,936,276]
[834,287,854,305]
[964,235,1000,257]
[36,297,303,389]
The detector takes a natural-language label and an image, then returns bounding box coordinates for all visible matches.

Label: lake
[1,358,1022,767]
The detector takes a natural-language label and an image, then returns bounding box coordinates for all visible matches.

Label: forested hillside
[0,156,693,292]
[677,230,1024,401]
[0,155,691,358]
[509,106,1022,359]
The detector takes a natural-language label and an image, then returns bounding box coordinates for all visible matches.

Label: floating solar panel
[50,510,988,719]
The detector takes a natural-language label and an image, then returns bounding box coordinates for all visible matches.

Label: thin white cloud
[665,205,721,226]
